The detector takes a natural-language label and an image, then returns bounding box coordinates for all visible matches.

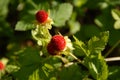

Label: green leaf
[84,53,108,80]
[42,63,54,77]
[68,20,80,34]
[106,0,120,5]
[111,9,120,20]
[83,31,109,80]
[114,20,120,29]
[16,47,41,66]
[15,21,35,31]
[94,18,103,27]
[13,47,42,80]
[13,64,39,80]
[73,0,87,7]
[88,31,109,54]
[59,63,88,80]
[28,69,40,80]
[15,51,61,80]
[38,57,61,80]
[0,0,9,19]
[51,3,73,27]
[73,36,88,56]
[6,65,20,73]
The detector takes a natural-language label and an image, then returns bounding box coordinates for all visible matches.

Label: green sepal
[31,24,51,46]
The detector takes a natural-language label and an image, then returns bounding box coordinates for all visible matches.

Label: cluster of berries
[35,10,72,56]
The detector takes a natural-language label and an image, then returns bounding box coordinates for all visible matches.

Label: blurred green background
[0,0,120,58]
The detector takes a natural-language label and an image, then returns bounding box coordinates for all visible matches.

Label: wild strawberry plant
[0,0,120,80]
[7,9,110,80]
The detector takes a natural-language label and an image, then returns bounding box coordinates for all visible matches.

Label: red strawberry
[36,10,48,23]
[0,61,4,70]
[47,35,66,55]
[51,35,66,51]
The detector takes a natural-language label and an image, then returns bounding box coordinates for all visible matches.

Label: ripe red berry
[47,35,66,55]
[36,10,48,23]
[47,43,58,55]
[0,61,4,70]
[51,35,66,51]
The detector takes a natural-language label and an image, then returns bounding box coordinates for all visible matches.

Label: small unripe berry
[36,10,48,23]
[0,61,4,70]
[47,35,66,55]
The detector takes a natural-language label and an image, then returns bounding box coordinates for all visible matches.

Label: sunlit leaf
[68,20,80,34]
[83,31,109,79]
[84,53,108,80]
[73,36,88,56]
[73,0,87,7]
[111,9,120,20]
[114,20,120,29]
[42,63,54,77]
[15,21,35,31]
[0,0,9,19]
[6,65,20,73]
[51,3,73,27]
[88,31,109,54]
[28,69,40,80]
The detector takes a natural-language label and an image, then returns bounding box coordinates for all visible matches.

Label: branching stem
[69,53,82,63]
[105,40,120,57]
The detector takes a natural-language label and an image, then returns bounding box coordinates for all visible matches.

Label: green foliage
[84,54,108,80]
[111,9,120,20]
[31,24,51,46]
[88,31,109,54]
[106,0,120,5]
[0,0,120,80]
[28,69,40,80]
[51,3,73,27]
[73,36,87,56]
[85,31,109,80]
[58,63,88,80]
[15,21,35,31]
[74,31,109,80]
[12,47,41,80]
[111,9,120,29]
[68,12,81,34]
[108,66,120,80]
[0,0,9,19]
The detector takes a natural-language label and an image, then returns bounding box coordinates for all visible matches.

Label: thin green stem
[104,40,120,57]
[69,53,82,63]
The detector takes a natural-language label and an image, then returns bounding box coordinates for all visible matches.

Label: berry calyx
[0,61,4,70]
[36,10,48,23]
[47,35,66,55]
